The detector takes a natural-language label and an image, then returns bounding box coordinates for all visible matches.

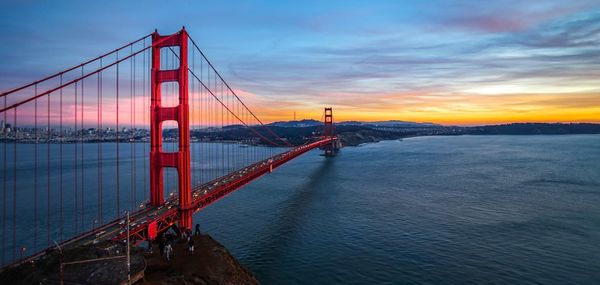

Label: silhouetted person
[188,238,195,255]
[165,242,173,261]
[195,224,200,236]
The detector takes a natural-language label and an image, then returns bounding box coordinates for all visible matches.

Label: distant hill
[175,122,600,147]
[338,120,441,128]
[268,119,440,128]
[267,119,322,128]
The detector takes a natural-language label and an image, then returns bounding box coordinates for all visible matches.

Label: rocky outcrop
[142,234,259,285]
[1,234,259,285]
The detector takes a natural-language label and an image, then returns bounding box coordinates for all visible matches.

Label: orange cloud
[245,90,600,125]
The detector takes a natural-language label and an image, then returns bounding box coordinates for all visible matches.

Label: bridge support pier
[150,28,193,230]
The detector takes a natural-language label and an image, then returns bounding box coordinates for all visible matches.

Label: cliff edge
[0,234,259,285]
[142,234,259,285]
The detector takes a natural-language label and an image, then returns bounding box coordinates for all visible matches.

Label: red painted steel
[150,28,192,230]
[148,222,157,240]
[113,137,337,245]
[324,107,334,137]
[0,28,340,269]
[323,107,336,156]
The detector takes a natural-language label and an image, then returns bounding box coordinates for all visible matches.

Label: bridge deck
[7,137,336,268]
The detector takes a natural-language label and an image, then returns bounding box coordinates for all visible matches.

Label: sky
[1,0,600,125]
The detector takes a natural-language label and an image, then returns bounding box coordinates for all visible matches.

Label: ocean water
[195,135,600,284]
[0,141,284,266]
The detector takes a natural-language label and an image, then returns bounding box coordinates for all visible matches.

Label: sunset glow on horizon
[1,0,599,126]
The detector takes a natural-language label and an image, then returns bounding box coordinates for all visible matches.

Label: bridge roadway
[12,137,337,267]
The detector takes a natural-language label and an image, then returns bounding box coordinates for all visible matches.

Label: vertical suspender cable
[227,89,230,173]
[116,50,120,217]
[212,67,214,180]
[99,59,103,223]
[2,96,6,265]
[235,100,238,170]
[171,49,174,193]
[34,85,38,251]
[97,59,101,226]
[143,40,147,202]
[12,108,17,261]
[252,112,255,163]
[214,70,217,179]
[224,82,227,173]
[193,42,199,184]
[200,51,204,184]
[226,86,234,172]
[246,107,248,163]
[252,113,255,163]
[74,82,79,233]
[131,45,134,210]
[249,110,252,165]
[47,84,51,245]
[80,67,84,231]
[195,45,199,186]
[221,80,224,177]
[208,66,211,180]
[215,70,217,178]
[60,75,64,240]
[2,96,8,265]
[202,58,205,183]
[191,45,196,185]
[133,47,137,207]
[244,109,247,167]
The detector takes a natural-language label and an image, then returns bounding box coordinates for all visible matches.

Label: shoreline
[341,133,600,147]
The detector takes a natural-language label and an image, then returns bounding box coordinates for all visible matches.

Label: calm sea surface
[195,135,600,284]
[1,135,599,283]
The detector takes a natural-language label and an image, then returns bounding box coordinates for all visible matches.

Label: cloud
[2,1,600,125]
[417,0,599,33]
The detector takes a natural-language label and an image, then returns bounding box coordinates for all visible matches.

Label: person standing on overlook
[188,238,195,255]
[164,242,173,261]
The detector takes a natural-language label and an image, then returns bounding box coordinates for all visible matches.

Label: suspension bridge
[0,27,338,269]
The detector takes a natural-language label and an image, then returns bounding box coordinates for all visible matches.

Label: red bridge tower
[324,107,337,156]
[150,28,193,230]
